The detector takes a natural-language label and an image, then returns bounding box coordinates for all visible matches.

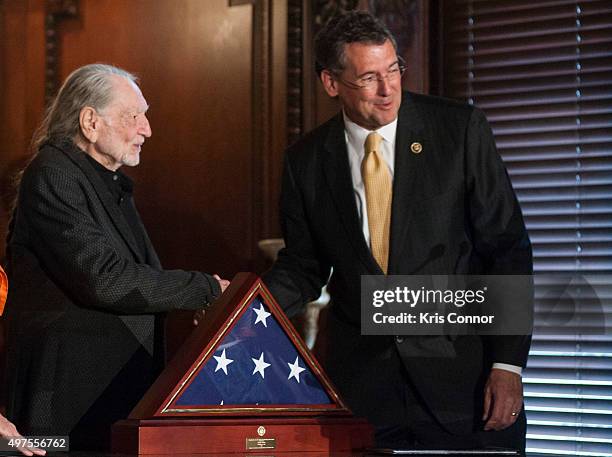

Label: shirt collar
[342,111,398,154]
[84,153,134,195]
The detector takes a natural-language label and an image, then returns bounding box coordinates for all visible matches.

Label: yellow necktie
[362,132,391,274]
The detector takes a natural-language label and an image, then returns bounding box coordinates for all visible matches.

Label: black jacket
[5,138,220,449]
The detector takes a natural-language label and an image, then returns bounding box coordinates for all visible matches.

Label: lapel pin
[411,142,423,154]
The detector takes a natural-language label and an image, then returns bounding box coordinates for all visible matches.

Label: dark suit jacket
[264,92,532,433]
[5,138,220,449]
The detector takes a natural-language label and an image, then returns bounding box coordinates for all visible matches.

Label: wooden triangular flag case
[112,273,373,454]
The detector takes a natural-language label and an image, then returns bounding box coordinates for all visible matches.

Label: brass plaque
[246,438,276,450]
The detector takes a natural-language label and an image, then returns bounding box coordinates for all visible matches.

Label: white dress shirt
[342,112,522,377]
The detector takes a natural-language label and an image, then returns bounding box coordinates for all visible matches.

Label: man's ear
[79,107,99,143]
[320,70,339,98]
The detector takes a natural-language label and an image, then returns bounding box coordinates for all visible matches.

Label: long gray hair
[30,63,138,152]
[8,64,138,214]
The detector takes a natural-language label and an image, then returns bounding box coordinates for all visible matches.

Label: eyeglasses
[333,58,406,91]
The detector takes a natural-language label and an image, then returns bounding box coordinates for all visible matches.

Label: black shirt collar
[83,154,134,200]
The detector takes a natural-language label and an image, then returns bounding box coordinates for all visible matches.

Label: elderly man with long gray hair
[4,64,228,450]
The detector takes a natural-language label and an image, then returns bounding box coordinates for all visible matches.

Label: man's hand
[213,274,230,292]
[482,368,523,431]
[0,414,46,456]
[194,274,230,326]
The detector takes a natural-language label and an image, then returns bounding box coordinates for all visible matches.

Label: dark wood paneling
[45,0,79,102]
[269,1,287,239]
[0,0,47,262]
[54,0,252,276]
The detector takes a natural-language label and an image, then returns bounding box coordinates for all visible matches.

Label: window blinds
[444,1,612,455]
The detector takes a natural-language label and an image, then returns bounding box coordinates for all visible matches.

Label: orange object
[0,265,7,316]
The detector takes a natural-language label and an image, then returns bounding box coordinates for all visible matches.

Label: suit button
[395,336,404,344]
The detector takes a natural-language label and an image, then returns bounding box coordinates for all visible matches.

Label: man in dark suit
[264,11,532,452]
[5,64,228,450]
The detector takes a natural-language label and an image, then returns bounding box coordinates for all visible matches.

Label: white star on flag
[253,303,271,327]
[287,356,306,383]
[213,349,234,375]
[252,352,271,378]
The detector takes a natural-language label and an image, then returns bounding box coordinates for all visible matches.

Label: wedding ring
[511,411,518,416]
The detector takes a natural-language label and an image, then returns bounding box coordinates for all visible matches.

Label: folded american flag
[176,297,332,406]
